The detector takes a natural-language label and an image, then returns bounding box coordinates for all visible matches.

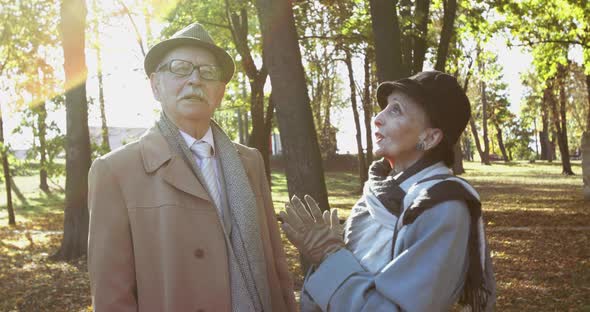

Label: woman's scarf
[365,156,494,312]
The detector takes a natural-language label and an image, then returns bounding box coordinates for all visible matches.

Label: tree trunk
[38,101,49,192]
[494,121,509,162]
[97,46,110,152]
[412,0,430,73]
[586,74,590,131]
[362,46,374,167]
[540,117,551,161]
[583,74,590,199]
[247,77,271,180]
[52,0,91,261]
[552,66,574,175]
[469,117,484,162]
[263,96,275,181]
[452,141,465,174]
[256,0,330,213]
[480,79,491,165]
[93,0,110,153]
[237,108,245,145]
[0,110,15,226]
[117,0,145,57]
[399,0,413,74]
[319,89,336,159]
[453,57,473,171]
[368,0,404,82]
[227,7,272,180]
[434,0,457,71]
[344,49,367,186]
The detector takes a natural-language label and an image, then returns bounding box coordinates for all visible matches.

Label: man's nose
[186,69,202,85]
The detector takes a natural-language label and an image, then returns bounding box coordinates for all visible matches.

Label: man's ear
[422,128,443,151]
[149,73,161,101]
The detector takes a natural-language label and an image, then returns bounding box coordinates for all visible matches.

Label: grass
[0,160,588,311]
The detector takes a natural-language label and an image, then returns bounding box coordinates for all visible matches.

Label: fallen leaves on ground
[0,161,588,311]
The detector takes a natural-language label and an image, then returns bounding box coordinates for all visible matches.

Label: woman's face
[373,90,430,167]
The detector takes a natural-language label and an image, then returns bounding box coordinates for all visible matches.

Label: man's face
[150,46,226,130]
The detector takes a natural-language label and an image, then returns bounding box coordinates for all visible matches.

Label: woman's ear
[421,128,443,151]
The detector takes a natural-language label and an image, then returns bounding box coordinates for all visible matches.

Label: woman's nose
[373,113,383,127]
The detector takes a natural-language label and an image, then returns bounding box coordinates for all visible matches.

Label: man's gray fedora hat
[144,22,235,83]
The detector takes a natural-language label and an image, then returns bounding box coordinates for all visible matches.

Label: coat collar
[140,126,172,173]
[139,126,249,202]
[138,125,243,201]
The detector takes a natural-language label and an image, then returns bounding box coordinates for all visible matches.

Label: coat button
[196,309,204,312]
[194,248,205,259]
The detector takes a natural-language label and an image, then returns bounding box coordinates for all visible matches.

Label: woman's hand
[279,195,344,265]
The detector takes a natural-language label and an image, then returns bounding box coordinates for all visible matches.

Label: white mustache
[181,88,205,100]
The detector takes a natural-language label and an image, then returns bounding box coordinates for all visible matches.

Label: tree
[497,0,588,187]
[255,0,330,211]
[362,45,375,167]
[343,48,368,185]
[368,0,404,82]
[1,0,61,223]
[0,113,15,226]
[551,63,575,175]
[52,0,91,261]
[91,0,110,154]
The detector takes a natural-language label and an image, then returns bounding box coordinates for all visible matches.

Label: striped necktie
[190,141,222,216]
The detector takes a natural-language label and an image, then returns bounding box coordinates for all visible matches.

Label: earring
[416,141,425,151]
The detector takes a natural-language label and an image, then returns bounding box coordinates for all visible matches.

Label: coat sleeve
[88,158,138,312]
[255,150,297,312]
[303,200,470,312]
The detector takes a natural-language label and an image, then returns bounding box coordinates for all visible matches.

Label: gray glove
[279,195,344,266]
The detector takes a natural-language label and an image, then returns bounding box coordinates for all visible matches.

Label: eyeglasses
[156,59,222,81]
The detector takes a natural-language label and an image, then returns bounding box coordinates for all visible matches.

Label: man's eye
[173,64,192,74]
[200,66,220,80]
[200,68,214,77]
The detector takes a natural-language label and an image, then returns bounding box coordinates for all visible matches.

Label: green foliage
[496,0,589,78]
[12,96,65,179]
[503,119,535,160]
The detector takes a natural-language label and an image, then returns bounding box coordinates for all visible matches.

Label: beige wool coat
[87,126,296,312]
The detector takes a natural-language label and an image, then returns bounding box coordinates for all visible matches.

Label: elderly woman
[280,71,496,312]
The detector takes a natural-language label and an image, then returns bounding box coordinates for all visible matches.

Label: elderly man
[87,22,296,312]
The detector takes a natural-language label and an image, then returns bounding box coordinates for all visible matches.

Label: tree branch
[299,34,367,42]
[509,39,589,48]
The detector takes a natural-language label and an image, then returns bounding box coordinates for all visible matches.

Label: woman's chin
[374,149,386,158]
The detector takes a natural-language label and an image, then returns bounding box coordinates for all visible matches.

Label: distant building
[89,126,148,150]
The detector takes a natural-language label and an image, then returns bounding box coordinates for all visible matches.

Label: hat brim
[376,79,427,110]
[144,37,235,83]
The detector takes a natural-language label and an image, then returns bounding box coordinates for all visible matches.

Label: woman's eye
[389,104,401,114]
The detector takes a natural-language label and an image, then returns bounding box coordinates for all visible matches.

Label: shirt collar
[180,127,216,156]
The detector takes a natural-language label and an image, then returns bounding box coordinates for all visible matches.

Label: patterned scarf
[157,113,270,312]
[366,156,495,312]
[365,156,440,217]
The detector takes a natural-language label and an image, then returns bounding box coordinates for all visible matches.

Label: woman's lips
[374,132,384,143]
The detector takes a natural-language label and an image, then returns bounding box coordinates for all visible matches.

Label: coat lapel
[161,156,211,201]
[140,126,211,202]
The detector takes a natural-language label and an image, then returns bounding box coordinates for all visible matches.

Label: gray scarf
[157,113,270,312]
[366,157,495,312]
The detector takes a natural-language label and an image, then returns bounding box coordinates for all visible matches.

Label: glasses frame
[156,59,222,81]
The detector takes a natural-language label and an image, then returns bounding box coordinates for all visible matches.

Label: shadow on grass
[0,191,64,227]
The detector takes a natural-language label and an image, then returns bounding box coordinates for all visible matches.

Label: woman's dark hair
[426,136,454,167]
